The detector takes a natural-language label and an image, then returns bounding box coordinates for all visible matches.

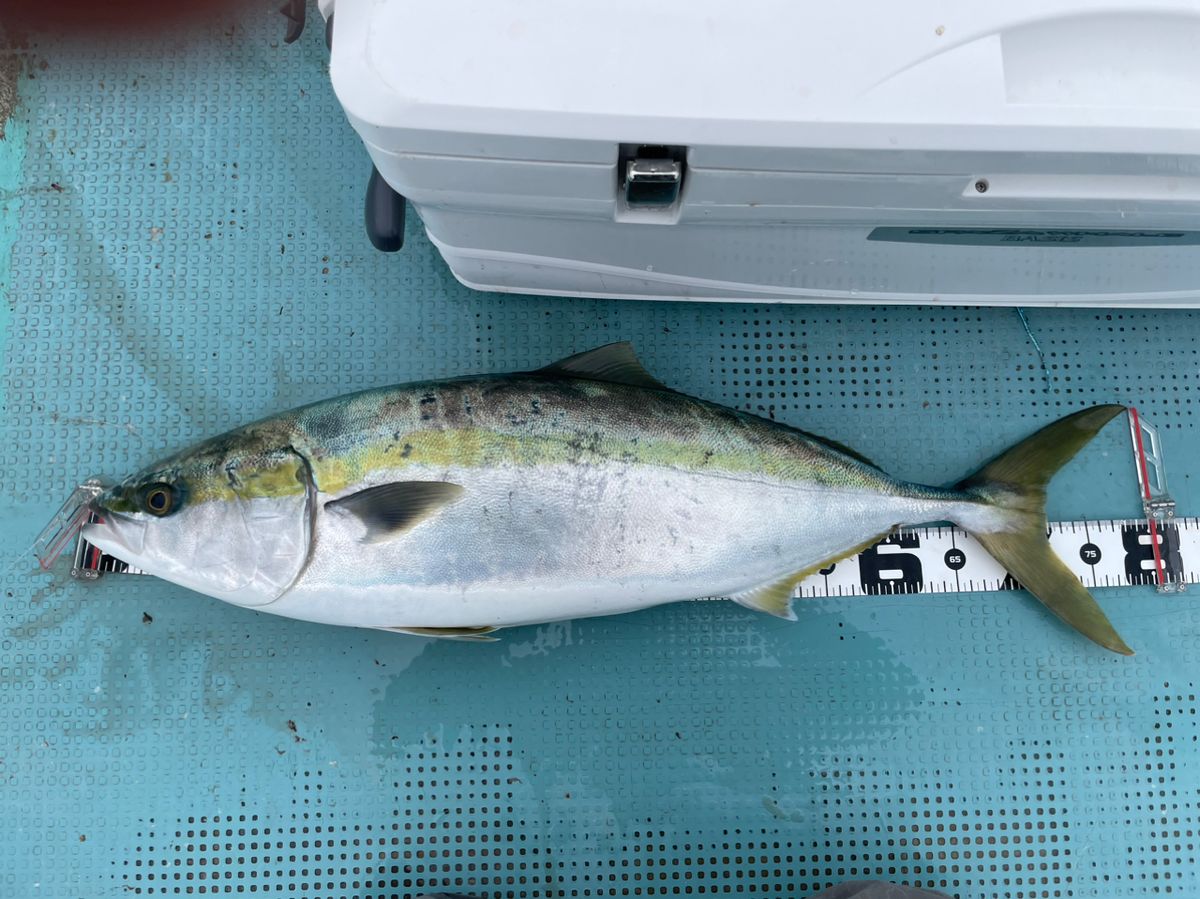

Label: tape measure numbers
[795,518,1193,598]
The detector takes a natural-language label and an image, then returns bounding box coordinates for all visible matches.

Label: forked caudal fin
[956,404,1132,656]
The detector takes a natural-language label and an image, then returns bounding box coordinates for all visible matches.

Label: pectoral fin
[381,625,499,643]
[325,481,465,543]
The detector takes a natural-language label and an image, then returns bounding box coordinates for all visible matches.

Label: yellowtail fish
[82,343,1132,653]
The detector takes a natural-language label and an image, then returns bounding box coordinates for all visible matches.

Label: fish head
[83,426,315,607]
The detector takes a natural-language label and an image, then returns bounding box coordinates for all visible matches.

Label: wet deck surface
[2,11,1199,898]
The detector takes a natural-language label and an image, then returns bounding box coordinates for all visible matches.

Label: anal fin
[731,576,802,621]
[381,625,500,643]
[731,529,897,620]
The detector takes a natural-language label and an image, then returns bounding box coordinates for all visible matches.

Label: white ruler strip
[795,518,1196,598]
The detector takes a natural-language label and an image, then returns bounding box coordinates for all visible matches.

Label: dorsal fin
[536,342,670,391]
[800,431,879,469]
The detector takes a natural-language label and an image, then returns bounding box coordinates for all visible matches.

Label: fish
[82,343,1132,654]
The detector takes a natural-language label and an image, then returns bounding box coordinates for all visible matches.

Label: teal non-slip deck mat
[2,9,1200,898]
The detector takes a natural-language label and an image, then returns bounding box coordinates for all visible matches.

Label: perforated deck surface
[2,11,1200,899]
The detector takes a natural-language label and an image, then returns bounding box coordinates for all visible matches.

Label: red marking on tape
[1129,406,1168,587]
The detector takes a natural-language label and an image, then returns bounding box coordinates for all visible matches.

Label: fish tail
[952,404,1132,655]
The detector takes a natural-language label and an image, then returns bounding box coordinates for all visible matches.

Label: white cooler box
[324,0,1200,306]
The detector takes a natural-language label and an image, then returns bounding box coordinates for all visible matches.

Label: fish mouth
[81,506,147,565]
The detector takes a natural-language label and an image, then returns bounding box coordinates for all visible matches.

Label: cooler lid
[331,0,1200,160]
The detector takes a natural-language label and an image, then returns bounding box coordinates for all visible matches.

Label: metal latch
[1127,406,1184,593]
[625,158,682,207]
[1128,407,1175,523]
[620,145,686,209]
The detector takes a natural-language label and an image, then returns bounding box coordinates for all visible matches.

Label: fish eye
[140,483,176,517]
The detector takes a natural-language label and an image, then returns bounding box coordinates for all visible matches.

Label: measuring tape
[56,408,1193,597]
[793,518,1195,598]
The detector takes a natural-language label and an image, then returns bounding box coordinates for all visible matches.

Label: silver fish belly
[274,459,968,629]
